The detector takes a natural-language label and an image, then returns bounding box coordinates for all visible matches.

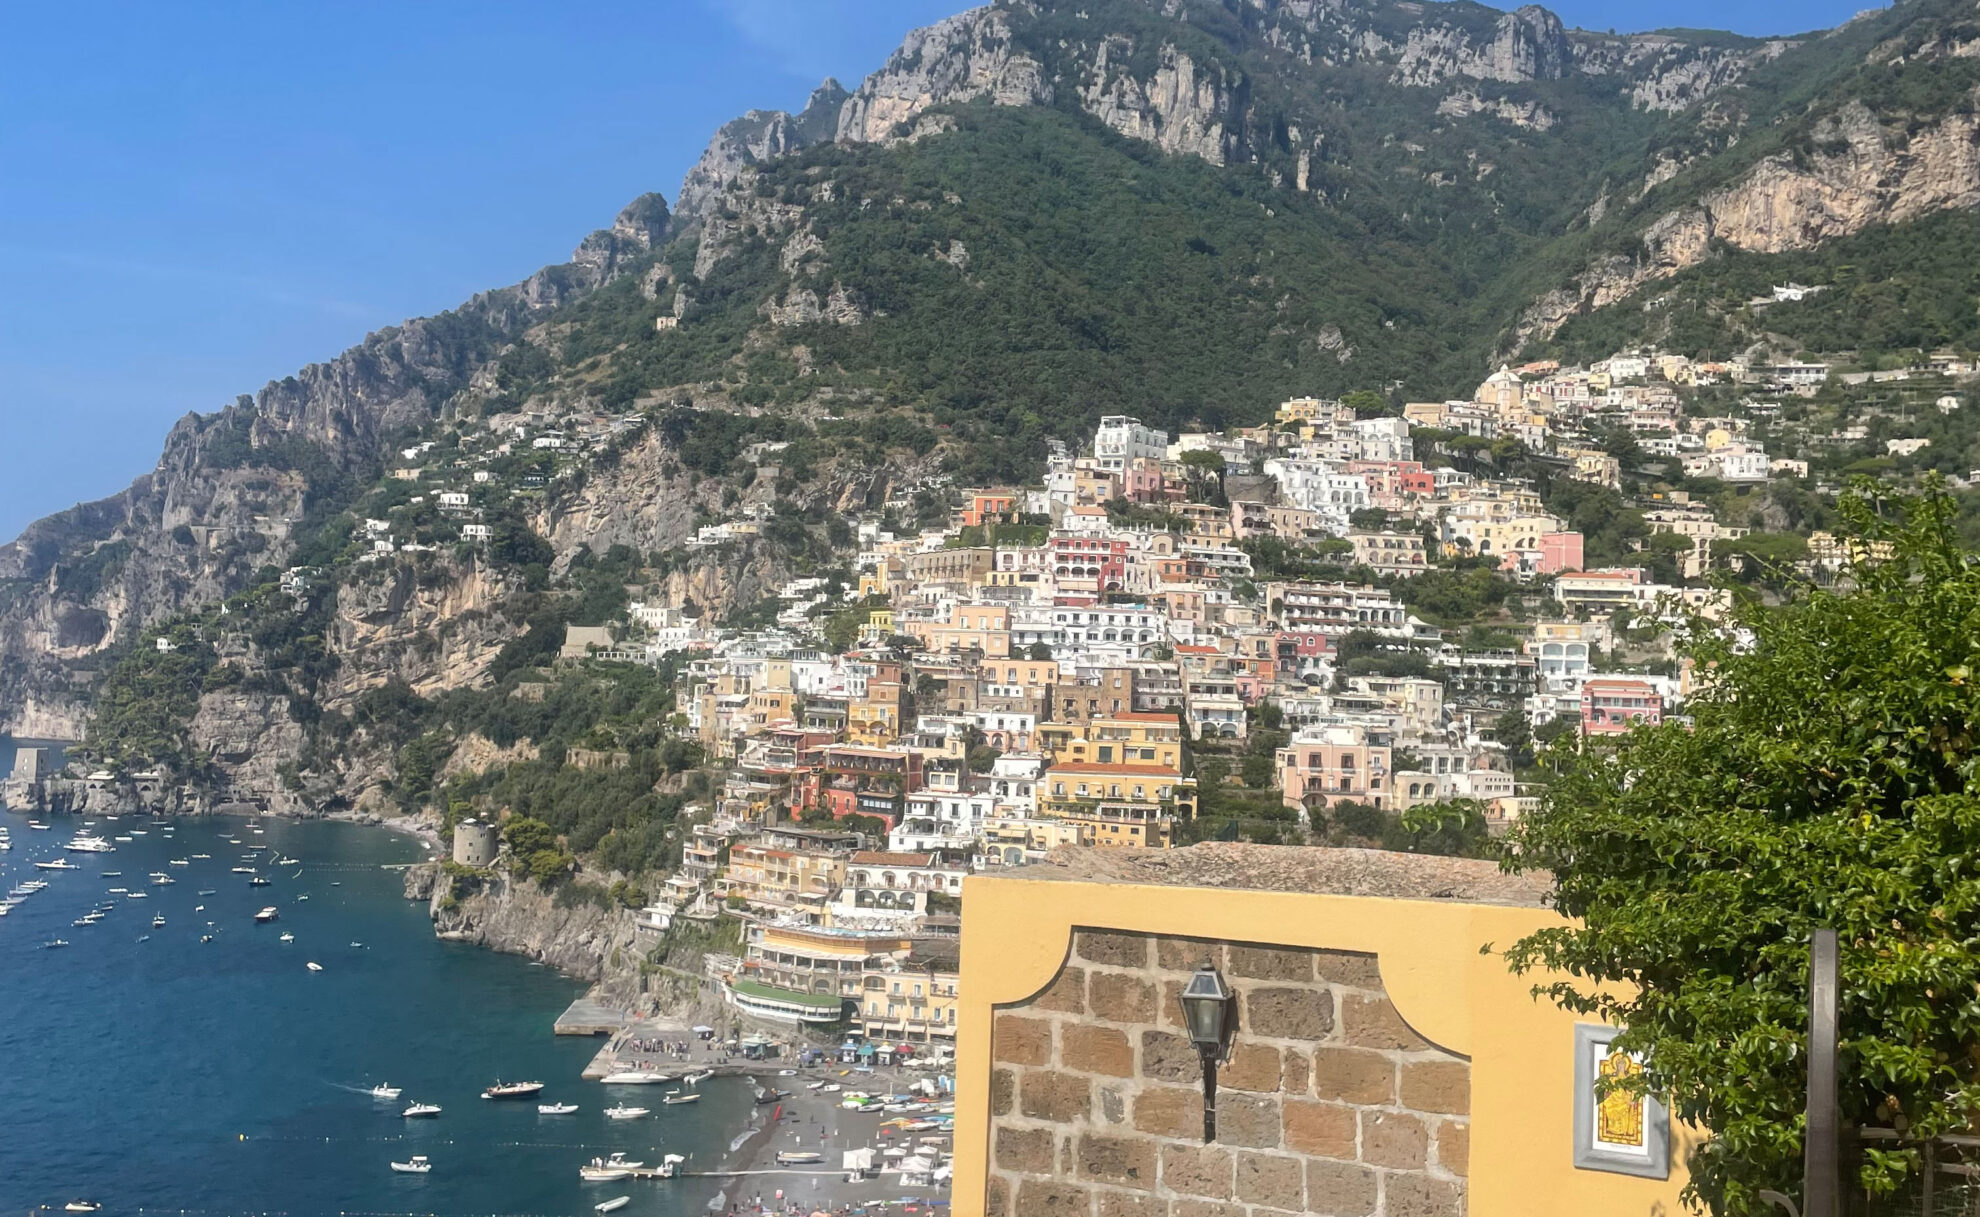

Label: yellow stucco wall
[954,872,1697,1216]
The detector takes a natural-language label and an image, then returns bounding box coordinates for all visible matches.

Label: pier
[553,997,625,1036]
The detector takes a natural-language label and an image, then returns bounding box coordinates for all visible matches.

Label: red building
[1050,536,1130,593]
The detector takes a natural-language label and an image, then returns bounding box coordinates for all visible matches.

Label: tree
[1505,487,1980,1214]
[1387,799,1493,858]
[502,816,556,859]
[1494,705,1532,770]
[1027,642,1054,661]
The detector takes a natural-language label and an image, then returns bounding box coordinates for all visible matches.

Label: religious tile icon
[1573,1023,1671,1178]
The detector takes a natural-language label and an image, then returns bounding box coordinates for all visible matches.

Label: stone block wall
[985,929,1470,1217]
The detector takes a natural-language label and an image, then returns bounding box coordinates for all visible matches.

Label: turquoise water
[0,801,758,1217]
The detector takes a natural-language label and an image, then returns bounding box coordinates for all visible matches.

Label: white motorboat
[599,1070,670,1084]
[602,1104,649,1120]
[126,890,148,899]
[153,874,175,884]
[662,1092,700,1106]
[595,1196,631,1213]
[684,1069,714,1084]
[248,876,271,887]
[64,1202,102,1213]
[578,1165,631,1182]
[191,853,211,859]
[402,1102,441,1117]
[480,1079,544,1100]
[305,961,323,972]
[68,834,115,852]
[42,939,68,949]
[279,932,294,943]
[35,859,78,870]
[370,1083,402,1099]
[28,821,49,829]
[276,856,299,865]
[169,858,189,866]
[151,915,165,928]
[537,1102,579,1114]
[389,1155,431,1174]
[230,866,255,874]
[255,906,280,923]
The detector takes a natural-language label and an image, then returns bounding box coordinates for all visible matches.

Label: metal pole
[1200,1047,1219,1143]
[1807,928,1840,1217]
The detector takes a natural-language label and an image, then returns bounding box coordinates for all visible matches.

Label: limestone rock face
[834,8,1052,146]
[413,864,649,1004]
[1393,5,1571,87]
[672,80,849,227]
[1078,41,1242,165]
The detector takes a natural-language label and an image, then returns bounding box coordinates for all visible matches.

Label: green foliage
[1390,799,1494,859]
[1505,486,1980,1214]
[83,627,216,772]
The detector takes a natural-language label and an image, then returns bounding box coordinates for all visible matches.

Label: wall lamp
[1179,962,1237,1142]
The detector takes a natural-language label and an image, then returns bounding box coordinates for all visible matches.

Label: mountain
[4,0,1978,776]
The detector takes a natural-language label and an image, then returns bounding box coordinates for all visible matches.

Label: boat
[684,1069,714,1084]
[297,894,309,901]
[248,876,271,887]
[276,856,299,865]
[153,875,175,885]
[776,1151,824,1166]
[230,866,255,874]
[595,1197,631,1213]
[107,887,126,894]
[169,858,189,866]
[191,853,211,859]
[599,1071,671,1085]
[114,836,132,842]
[349,941,364,948]
[196,888,216,895]
[64,1203,101,1213]
[370,1083,402,1099]
[579,1165,632,1182]
[66,834,115,852]
[537,1102,579,1114]
[200,934,214,943]
[402,1102,441,1117]
[126,890,148,899]
[42,939,68,949]
[28,821,49,829]
[480,1080,545,1100]
[255,906,280,923]
[602,1104,649,1120]
[389,1155,431,1174]
[279,932,294,942]
[305,961,323,971]
[152,915,166,928]
[662,1092,701,1106]
[34,859,78,870]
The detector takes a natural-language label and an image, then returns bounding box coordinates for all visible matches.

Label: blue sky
[0,0,1878,541]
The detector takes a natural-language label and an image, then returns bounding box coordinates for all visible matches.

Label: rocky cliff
[408,863,651,1005]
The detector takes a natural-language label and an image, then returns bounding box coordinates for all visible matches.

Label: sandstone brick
[1280,1048,1310,1094]
[1161,1143,1233,1199]
[1360,1109,1429,1169]
[1033,965,1089,1015]
[1160,979,1188,1030]
[1015,1178,1092,1216]
[1171,1201,1243,1217]
[1384,1173,1464,1217]
[1099,1084,1127,1125]
[996,1014,1054,1066]
[1089,971,1158,1023]
[1158,936,1224,972]
[1228,944,1315,981]
[987,1173,1011,1217]
[1282,1099,1356,1158]
[1400,1059,1470,1116]
[998,1126,1058,1174]
[1220,1042,1282,1092]
[1235,1153,1304,1210]
[1306,1159,1379,1216]
[1244,986,1335,1040]
[1140,1029,1202,1083]
[1130,1087,1197,1140]
[1078,931,1151,969]
[1079,1133,1156,1188]
[1063,1024,1135,1077]
[992,1068,1016,1116]
[1339,994,1433,1051]
[1097,1193,1165,1217]
[1310,1047,1396,1105]
[1213,1092,1282,1149]
[1313,950,1385,988]
[1435,1118,1470,1177]
[1022,1070,1092,1122]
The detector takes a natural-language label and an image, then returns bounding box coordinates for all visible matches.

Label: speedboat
[276,856,299,865]
[254,906,279,923]
[67,834,115,852]
[169,858,189,866]
[402,1102,441,1117]
[602,1104,649,1120]
[279,932,294,943]
[595,1197,631,1213]
[305,961,322,971]
[64,1203,101,1213]
[126,890,148,899]
[28,821,49,829]
[248,876,271,887]
[152,915,166,928]
[599,1070,670,1084]
[200,934,214,943]
[481,1080,544,1100]
[370,1083,402,1099]
[662,1092,700,1106]
[684,1069,714,1084]
[42,939,68,949]
[230,866,255,874]
[389,1155,431,1174]
[153,874,175,885]
[34,859,78,870]
[297,894,309,901]
[191,853,211,860]
[579,1164,632,1182]
[537,1102,578,1114]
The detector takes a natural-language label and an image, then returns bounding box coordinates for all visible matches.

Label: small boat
[200,934,214,943]
[599,1071,670,1085]
[579,1164,632,1182]
[370,1083,402,1099]
[402,1102,441,1117]
[538,1101,579,1114]
[305,961,322,971]
[151,915,166,928]
[107,887,127,894]
[35,859,78,870]
[196,888,216,895]
[276,856,299,865]
[169,859,189,866]
[279,932,294,943]
[64,1203,102,1213]
[684,1069,714,1084]
[153,875,174,885]
[389,1155,431,1174]
[603,1104,649,1120]
[248,876,271,887]
[194,905,204,912]
[480,1080,545,1100]
[192,853,211,860]
[662,1092,700,1106]
[255,906,280,923]
[126,890,148,899]
[42,939,68,949]
[349,941,364,948]
[136,935,149,942]
[230,866,255,874]
[66,834,116,852]
[28,821,49,829]
[595,1196,630,1213]
[296,894,310,901]
[100,871,119,878]
[776,1151,824,1166]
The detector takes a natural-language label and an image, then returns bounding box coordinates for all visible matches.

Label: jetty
[553,997,624,1036]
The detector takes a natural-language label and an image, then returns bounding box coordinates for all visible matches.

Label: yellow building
[1038,760,1196,847]
[953,844,1692,1217]
[1040,711,1185,769]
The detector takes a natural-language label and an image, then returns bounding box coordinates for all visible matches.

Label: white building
[1092,416,1168,473]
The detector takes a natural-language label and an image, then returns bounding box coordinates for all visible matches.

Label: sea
[0,740,762,1217]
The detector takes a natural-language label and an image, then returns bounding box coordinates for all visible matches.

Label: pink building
[1580,678,1663,735]
[1123,458,1168,504]
[1275,724,1392,813]
[1539,531,1584,575]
